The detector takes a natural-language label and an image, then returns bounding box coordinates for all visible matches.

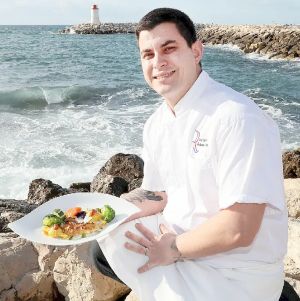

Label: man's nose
[153,53,167,69]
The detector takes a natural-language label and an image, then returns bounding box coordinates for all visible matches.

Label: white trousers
[98,214,284,301]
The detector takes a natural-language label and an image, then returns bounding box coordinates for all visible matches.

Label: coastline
[59,23,300,61]
[197,24,300,60]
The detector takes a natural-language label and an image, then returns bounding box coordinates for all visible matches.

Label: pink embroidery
[192,130,201,153]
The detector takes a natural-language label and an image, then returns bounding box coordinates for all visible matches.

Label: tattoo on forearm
[121,188,163,203]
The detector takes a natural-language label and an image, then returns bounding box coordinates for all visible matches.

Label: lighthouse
[91,4,100,25]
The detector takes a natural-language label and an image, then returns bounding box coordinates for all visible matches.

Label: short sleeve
[141,119,165,192]
[215,115,285,213]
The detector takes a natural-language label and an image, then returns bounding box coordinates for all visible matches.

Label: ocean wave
[0,85,116,109]
[245,52,300,64]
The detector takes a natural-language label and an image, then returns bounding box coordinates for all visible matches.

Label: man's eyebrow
[140,40,177,54]
[141,48,152,54]
[161,40,176,48]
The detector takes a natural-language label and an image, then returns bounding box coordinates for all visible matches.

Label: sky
[0,0,299,25]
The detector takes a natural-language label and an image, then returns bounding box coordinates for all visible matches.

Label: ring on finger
[144,247,149,256]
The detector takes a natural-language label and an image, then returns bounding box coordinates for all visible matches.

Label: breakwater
[59,23,136,34]
[60,23,300,60]
[197,24,300,60]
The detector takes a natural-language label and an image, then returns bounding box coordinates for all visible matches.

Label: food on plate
[42,205,115,239]
[101,204,116,222]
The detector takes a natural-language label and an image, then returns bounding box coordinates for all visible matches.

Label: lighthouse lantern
[91,4,100,25]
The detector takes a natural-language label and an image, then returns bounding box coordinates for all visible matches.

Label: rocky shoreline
[1,150,300,300]
[197,24,300,60]
[59,23,136,35]
[59,23,300,60]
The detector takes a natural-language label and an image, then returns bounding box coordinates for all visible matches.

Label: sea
[0,25,299,200]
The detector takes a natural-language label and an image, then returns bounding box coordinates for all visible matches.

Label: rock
[0,233,56,301]
[91,153,144,195]
[14,271,54,300]
[0,233,130,301]
[283,149,300,178]
[128,178,143,192]
[0,199,37,233]
[284,219,300,294]
[283,278,300,300]
[69,182,91,193]
[27,178,69,205]
[59,23,137,35]
[197,24,300,61]
[91,174,128,197]
[52,242,129,300]
[284,179,300,219]
[96,153,144,183]
[125,291,139,301]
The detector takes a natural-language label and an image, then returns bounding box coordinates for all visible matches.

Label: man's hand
[124,223,182,273]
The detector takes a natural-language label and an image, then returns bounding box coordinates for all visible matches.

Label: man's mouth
[153,70,175,79]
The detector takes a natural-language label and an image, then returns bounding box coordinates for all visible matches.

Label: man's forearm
[121,188,167,221]
[176,203,266,260]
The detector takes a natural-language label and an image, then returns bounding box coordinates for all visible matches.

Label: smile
[153,70,175,79]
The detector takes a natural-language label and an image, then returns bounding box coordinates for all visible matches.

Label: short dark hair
[135,8,197,47]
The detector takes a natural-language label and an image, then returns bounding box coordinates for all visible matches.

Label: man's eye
[164,47,175,53]
[143,53,154,59]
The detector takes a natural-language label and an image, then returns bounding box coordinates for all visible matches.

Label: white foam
[40,87,66,104]
[258,103,283,118]
[204,43,242,53]
[205,43,300,64]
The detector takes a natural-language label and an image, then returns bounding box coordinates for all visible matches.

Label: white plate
[8,192,140,246]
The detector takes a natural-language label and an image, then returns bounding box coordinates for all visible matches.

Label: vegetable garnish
[42,205,116,240]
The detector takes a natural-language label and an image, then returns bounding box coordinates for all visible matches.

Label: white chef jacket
[141,70,288,267]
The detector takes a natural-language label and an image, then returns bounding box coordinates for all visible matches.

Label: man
[95,8,288,300]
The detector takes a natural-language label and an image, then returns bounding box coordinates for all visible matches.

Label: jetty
[59,23,300,60]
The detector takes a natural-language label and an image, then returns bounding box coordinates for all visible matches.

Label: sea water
[0,25,299,199]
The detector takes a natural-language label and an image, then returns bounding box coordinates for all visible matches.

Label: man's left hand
[124,223,181,273]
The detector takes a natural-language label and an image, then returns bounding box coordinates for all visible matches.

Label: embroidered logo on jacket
[192,130,208,153]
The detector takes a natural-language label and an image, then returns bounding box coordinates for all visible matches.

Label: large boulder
[0,233,56,300]
[284,219,300,296]
[91,174,128,197]
[27,179,69,205]
[282,149,300,179]
[69,182,91,193]
[284,179,300,219]
[0,199,37,233]
[91,154,144,196]
[52,243,129,300]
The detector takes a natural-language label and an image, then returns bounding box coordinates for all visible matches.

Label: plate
[8,192,140,246]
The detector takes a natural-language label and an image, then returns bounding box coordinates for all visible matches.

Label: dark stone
[0,199,37,233]
[90,153,144,196]
[27,178,69,206]
[91,175,128,197]
[93,153,144,184]
[128,178,143,192]
[282,149,300,178]
[279,280,300,301]
[69,182,91,192]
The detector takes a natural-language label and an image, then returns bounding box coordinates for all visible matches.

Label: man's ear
[192,40,203,64]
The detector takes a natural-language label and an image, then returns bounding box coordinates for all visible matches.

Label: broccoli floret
[42,214,64,226]
[101,205,115,222]
[53,209,65,218]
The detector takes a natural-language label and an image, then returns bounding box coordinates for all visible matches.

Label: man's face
[138,22,203,108]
